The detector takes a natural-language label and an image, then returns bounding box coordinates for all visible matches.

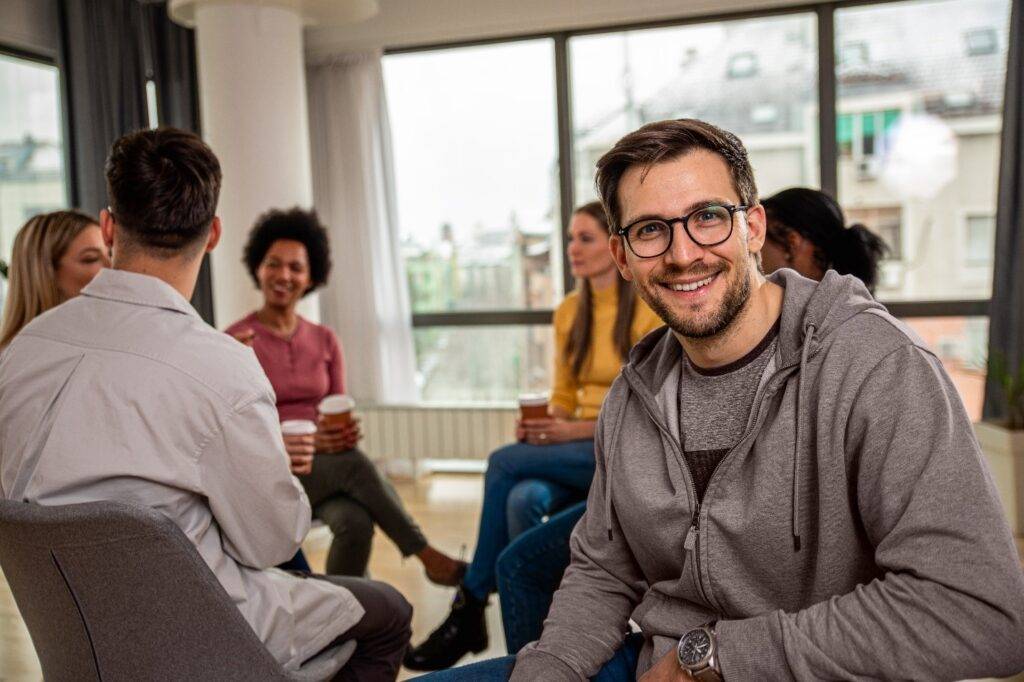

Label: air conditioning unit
[856,156,883,181]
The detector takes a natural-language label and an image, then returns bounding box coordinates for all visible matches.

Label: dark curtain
[60,0,149,214]
[983,0,1024,423]
[140,1,214,325]
[60,0,214,325]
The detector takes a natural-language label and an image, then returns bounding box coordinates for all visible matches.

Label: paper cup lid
[319,394,355,414]
[518,393,548,406]
[281,419,317,436]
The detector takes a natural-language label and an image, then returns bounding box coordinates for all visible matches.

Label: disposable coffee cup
[518,393,549,420]
[281,419,317,437]
[318,394,355,429]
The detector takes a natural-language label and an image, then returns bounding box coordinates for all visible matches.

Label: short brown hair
[595,119,758,233]
[105,127,222,254]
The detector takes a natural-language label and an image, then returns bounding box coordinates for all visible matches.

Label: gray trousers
[297,448,427,575]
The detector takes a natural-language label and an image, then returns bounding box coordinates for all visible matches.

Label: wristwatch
[676,622,723,681]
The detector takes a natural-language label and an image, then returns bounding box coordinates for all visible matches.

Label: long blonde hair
[1,210,99,347]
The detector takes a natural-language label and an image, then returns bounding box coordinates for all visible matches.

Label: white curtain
[307,51,418,405]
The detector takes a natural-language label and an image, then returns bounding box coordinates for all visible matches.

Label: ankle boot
[403,584,489,670]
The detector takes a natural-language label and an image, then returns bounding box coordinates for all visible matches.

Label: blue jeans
[462,439,595,600]
[497,500,587,654]
[411,632,643,681]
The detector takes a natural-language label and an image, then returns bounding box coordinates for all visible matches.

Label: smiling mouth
[658,272,719,293]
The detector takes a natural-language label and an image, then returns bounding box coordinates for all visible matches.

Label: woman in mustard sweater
[406,202,662,671]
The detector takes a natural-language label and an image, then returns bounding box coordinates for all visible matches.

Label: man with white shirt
[0,127,410,681]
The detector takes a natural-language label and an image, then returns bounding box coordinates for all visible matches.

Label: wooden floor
[2,474,1023,681]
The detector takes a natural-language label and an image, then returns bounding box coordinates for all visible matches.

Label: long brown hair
[0,210,99,348]
[565,202,637,380]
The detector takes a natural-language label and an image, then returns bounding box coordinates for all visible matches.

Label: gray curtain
[59,0,213,324]
[140,1,214,325]
[60,0,149,214]
[983,0,1023,422]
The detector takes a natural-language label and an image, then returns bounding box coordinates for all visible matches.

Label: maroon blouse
[225,312,345,422]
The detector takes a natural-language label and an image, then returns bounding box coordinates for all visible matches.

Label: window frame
[0,43,76,240]
[384,0,1001,334]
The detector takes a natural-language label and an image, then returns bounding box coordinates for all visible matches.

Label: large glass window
[0,54,68,263]
[570,13,820,204]
[413,325,552,404]
[385,40,560,404]
[835,0,1011,302]
[384,41,561,314]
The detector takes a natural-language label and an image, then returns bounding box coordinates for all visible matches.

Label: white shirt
[0,269,363,671]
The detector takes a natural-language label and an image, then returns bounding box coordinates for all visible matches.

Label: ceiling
[304,0,812,60]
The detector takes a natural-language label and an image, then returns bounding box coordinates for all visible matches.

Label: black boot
[403,584,489,671]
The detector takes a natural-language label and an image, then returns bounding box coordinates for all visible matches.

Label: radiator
[359,404,518,474]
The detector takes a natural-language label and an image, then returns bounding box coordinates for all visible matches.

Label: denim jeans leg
[497,501,587,654]
[461,440,595,600]
[408,632,643,681]
[506,479,576,541]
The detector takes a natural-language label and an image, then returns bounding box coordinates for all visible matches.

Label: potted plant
[975,353,1024,538]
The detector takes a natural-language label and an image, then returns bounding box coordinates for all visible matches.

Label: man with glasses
[418,119,1024,681]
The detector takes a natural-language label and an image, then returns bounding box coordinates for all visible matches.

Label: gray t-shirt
[679,319,779,502]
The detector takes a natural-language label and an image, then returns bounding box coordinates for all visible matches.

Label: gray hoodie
[513,269,1024,681]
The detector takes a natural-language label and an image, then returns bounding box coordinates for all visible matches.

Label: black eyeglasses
[617,204,749,258]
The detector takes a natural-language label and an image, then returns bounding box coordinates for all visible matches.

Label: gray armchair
[0,499,354,681]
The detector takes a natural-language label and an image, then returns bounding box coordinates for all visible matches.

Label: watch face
[680,629,712,666]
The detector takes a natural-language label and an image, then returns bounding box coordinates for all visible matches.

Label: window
[384,40,559,403]
[0,53,69,264]
[836,0,1010,303]
[964,214,994,265]
[965,27,998,55]
[413,325,552,403]
[385,0,1010,409]
[570,13,819,204]
[727,52,759,79]
[903,317,988,420]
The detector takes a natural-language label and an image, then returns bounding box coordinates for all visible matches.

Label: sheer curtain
[307,51,417,405]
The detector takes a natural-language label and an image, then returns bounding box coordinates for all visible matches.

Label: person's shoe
[403,585,488,670]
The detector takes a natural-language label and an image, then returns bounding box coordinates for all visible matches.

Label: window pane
[835,0,1010,302]
[570,13,820,204]
[413,325,553,404]
[902,317,988,421]
[384,41,561,314]
[0,55,69,264]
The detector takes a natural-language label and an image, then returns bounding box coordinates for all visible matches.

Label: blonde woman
[0,210,109,348]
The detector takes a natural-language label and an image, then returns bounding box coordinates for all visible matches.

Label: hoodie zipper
[634,366,796,612]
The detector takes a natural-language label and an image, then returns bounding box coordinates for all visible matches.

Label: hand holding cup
[316,395,361,453]
[281,420,316,475]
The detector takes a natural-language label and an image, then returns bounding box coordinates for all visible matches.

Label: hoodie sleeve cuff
[511,646,585,682]
[717,613,795,682]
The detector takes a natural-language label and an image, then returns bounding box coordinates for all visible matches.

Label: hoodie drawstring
[604,385,632,541]
[792,323,816,552]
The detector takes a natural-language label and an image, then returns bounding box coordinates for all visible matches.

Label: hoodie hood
[602,268,887,549]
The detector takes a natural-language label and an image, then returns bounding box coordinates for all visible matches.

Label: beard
[636,256,752,340]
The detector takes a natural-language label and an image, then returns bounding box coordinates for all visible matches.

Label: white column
[169,1,321,326]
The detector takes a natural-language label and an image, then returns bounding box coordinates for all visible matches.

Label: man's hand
[315,416,361,453]
[283,433,314,475]
[638,649,695,682]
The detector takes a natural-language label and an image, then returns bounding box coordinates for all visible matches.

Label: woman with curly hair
[226,207,464,584]
[1,210,109,348]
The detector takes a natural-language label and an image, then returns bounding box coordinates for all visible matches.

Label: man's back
[0,269,362,671]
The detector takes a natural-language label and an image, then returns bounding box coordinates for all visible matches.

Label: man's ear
[205,217,222,253]
[608,234,634,282]
[744,203,767,255]
[99,209,116,249]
